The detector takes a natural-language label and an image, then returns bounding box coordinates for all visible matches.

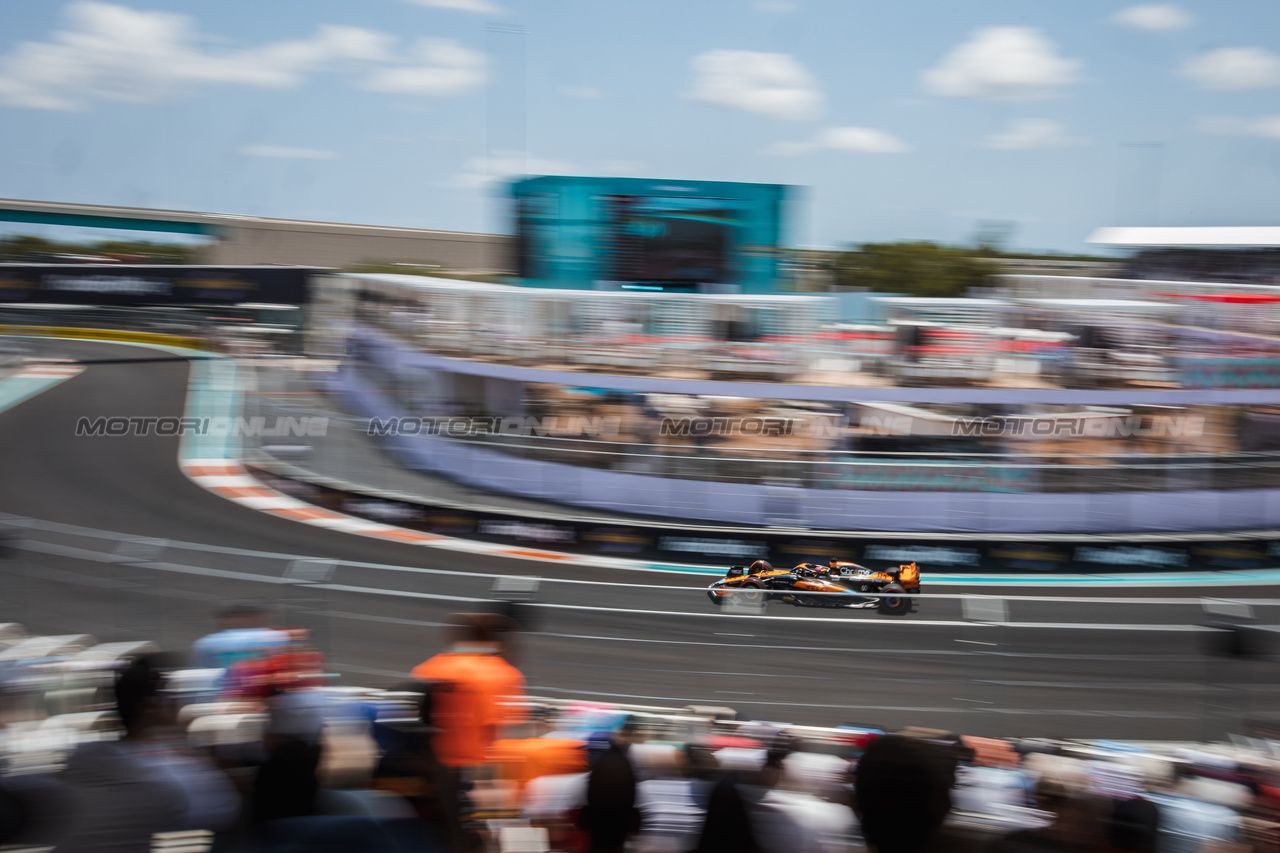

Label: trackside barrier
[0,325,210,350]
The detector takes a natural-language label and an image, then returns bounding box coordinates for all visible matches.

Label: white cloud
[454,150,573,188]
[1198,115,1280,139]
[687,49,823,120]
[766,126,909,156]
[407,0,503,13]
[764,140,819,156]
[561,85,602,99]
[0,2,395,109]
[983,118,1088,149]
[363,38,486,95]
[453,154,648,187]
[0,2,484,110]
[239,144,339,160]
[1183,47,1280,91]
[922,26,1082,101]
[817,126,910,153]
[1112,5,1193,31]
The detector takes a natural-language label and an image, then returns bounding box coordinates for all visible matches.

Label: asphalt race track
[1,338,1278,741]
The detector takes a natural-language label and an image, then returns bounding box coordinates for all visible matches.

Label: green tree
[343,261,503,284]
[0,234,198,263]
[0,235,60,259]
[91,240,197,263]
[822,241,993,298]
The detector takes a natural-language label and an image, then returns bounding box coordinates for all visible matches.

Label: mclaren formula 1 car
[706,559,921,615]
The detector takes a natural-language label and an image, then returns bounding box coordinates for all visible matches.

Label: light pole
[484,23,527,273]
[484,23,528,176]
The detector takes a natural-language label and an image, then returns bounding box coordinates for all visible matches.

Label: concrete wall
[203,221,510,271]
[0,198,513,272]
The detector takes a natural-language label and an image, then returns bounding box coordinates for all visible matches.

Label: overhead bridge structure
[0,197,509,271]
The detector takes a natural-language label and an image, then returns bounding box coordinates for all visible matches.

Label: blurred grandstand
[1,620,1279,852]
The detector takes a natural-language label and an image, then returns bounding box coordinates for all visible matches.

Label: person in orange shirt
[410,613,528,770]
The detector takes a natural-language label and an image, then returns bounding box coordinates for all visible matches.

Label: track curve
[0,339,646,583]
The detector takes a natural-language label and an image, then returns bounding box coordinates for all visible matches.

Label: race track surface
[1,339,1277,740]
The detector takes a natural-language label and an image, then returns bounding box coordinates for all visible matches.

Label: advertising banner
[0,265,316,306]
[248,465,1280,575]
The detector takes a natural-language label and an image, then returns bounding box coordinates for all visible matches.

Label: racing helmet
[748,560,773,574]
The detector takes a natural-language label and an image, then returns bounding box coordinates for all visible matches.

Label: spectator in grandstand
[1111,793,1161,853]
[0,779,23,847]
[634,746,707,853]
[749,735,830,853]
[988,776,1109,853]
[692,768,764,853]
[53,655,240,852]
[250,735,321,826]
[247,630,333,830]
[190,602,289,672]
[221,625,326,703]
[853,735,960,853]
[0,662,56,848]
[522,764,589,852]
[475,612,526,667]
[951,742,1029,817]
[1242,776,1280,853]
[769,746,857,850]
[632,742,728,853]
[579,716,643,853]
[410,613,528,772]
[248,655,422,852]
[694,734,827,853]
[1144,769,1246,853]
[1085,758,1160,853]
[226,626,331,754]
[371,680,467,852]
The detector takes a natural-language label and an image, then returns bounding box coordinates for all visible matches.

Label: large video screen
[605,195,740,285]
[515,192,558,280]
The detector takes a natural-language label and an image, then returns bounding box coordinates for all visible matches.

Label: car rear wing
[828,560,920,585]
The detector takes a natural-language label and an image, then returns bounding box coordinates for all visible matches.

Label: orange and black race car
[706,559,921,615]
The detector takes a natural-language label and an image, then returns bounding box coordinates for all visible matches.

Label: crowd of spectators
[1122,249,1280,285]
[1,606,1279,853]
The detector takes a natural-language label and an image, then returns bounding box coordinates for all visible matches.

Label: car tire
[878,583,911,616]
[739,582,766,605]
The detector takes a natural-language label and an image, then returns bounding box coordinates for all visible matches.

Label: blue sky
[2,0,1280,253]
